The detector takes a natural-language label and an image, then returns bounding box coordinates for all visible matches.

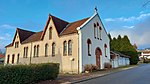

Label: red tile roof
[51,15,69,34]
[6,14,89,46]
[22,31,43,44]
[17,28,35,43]
[0,54,4,59]
[41,15,69,39]
[60,17,89,35]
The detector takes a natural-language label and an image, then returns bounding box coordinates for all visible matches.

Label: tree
[110,35,139,65]
[121,35,139,65]
[142,0,150,7]
[108,33,112,41]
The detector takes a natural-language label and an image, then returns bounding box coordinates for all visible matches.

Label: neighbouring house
[110,51,130,68]
[4,9,110,73]
[0,54,5,64]
[138,49,150,60]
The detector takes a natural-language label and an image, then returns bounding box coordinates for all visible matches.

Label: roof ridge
[50,15,69,23]
[17,28,35,33]
[70,17,90,23]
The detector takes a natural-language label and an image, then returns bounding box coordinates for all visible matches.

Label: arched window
[34,45,36,57]
[63,41,67,56]
[52,42,55,56]
[12,54,15,64]
[87,39,92,56]
[7,55,10,64]
[99,26,102,40]
[23,47,26,58]
[17,54,19,64]
[49,27,52,40]
[104,44,107,57]
[45,43,48,57]
[23,47,28,58]
[37,45,39,57]
[26,47,28,58]
[68,40,72,55]
[94,23,96,38]
[97,22,99,39]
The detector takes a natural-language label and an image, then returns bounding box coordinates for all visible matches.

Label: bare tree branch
[142,0,150,7]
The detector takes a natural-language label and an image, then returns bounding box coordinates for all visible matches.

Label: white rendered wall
[79,13,110,72]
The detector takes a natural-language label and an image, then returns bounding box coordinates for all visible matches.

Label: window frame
[12,54,15,64]
[104,44,107,57]
[68,40,72,56]
[45,43,48,57]
[94,23,96,39]
[87,39,92,56]
[49,27,52,40]
[52,42,55,57]
[7,55,10,64]
[17,54,19,64]
[34,45,36,57]
[37,45,39,57]
[63,41,67,56]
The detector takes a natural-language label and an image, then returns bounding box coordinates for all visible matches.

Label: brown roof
[41,15,69,39]
[60,17,89,35]
[5,43,13,47]
[22,31,43,44]
[17,28,35,43]
[138,50,150,53]
[6,14,89,46]
[51,15,69,34]
[110,51,130,58]
[6,28,35,47]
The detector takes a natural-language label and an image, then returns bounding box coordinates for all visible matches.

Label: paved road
[77,64,150,84]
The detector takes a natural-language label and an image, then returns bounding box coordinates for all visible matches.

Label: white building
[5,9,110,73]
[138,49,150,60]
[110,51,130,68]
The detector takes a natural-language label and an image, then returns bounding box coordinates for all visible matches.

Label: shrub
[143,59,150,63]
[104,63,112,69]
[0,63,59,84]
[84,64,99,72]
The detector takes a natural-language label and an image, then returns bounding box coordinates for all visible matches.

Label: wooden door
[95,47,102,69]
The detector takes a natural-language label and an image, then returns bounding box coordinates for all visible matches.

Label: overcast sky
[0,0,150,52]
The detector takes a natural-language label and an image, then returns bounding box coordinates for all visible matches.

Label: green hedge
[0,63,59,84]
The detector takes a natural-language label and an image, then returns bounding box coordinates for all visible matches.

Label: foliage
[109,34,139,65]
[84,64,99,72]
[0,63,59,84]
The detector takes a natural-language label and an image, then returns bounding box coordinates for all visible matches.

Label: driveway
[77,64,150,84]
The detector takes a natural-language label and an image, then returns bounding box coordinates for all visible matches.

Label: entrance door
[95,47,102,69]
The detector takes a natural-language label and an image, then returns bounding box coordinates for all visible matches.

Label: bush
[0,63,59,84]
[143,59,150,63]
[104,63,112,69]
[84,64,99,72]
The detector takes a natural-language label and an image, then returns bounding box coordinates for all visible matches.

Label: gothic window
[87,39,92,56]
[52,42,56,56]
[37,45,39,57]
[94,23,96,38]
[97,22,99,39]
[68,40,72,55]
[12,54,15,64]
[7,55,10,64]
[34,45,36,57]
[104,44,107,57]
[45,43,48,57]
[17,54,19,64]
[99,26,102,40]
[63,41,67,56]
[15,42,19,48]
[49,27,52,40]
